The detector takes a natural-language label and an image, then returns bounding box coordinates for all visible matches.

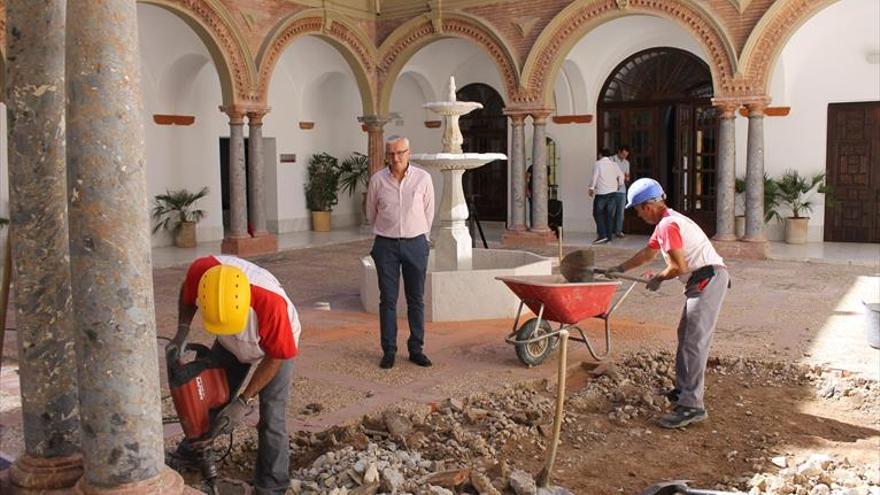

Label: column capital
[529,109,554,123]
[220,105,247,124]
[742,96,772,117]
[358,114,392,130]
[247,108,271,125]
[504,111,527,125]
[711,97,741,119]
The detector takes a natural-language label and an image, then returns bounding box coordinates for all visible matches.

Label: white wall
[544,15,707,234]
[265,36,366,232]
[138,4,227,246]
[756,0,880,241]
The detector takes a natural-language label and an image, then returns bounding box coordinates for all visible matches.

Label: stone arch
[522,0,739,107]
[739,0,839,94]
[138,0,256,105]
[256,10,377,115]
[377,13,520,114]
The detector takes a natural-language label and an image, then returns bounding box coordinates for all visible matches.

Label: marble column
[713,101,739,241]
[66,1,186,492]
[743,98,770,242]
[504,112,528,231]
[222,106,248,241]
[247,109,269,236]
[362,115,391,176]
[6,0,83,489]
[530,112,552,233]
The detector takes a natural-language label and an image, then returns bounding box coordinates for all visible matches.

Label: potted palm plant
[305,152,340,232]
[774,169,827,244]
[338,152,370,225]
[151,187,208,248]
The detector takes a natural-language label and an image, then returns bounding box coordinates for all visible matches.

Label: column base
[221,233,278,257]
[712,232,737,242]
[502,229,558,248]
[712,239,769,260]
[74,466,200,495]
[6,453,83,492]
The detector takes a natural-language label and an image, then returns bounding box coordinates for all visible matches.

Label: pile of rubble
[207,351,878,494]
[746,454,880,495]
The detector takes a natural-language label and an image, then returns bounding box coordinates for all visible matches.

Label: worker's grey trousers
[214,343,294,495]
[674,267,729,410]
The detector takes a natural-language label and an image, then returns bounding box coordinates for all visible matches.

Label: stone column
[66,1,186,492]
[247,109,269,236]
[504,111,527,231]
[6,0,83,490]
[221,106,248,243]
[713,100,739,241]
[361,115,391,176]
[530,111,552,233]
[743,98,770,242]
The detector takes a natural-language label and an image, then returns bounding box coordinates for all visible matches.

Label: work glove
[646,274,664,292]
[606,264,625,275]
[209,395,255,438]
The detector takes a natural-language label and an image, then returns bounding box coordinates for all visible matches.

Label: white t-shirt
[648,209,725,283]
[590,157,624,195]
[612,156,630,193]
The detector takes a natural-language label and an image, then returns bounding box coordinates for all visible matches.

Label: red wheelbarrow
[496,274,639,366]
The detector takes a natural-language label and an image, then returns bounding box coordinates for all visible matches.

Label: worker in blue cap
[603,178,729,429]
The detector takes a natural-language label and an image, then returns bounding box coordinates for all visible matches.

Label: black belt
[377,234,424,241]
[687,265,730,288]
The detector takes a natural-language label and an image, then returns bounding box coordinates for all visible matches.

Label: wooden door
[672,104,717,236]
[458,84,508,222]
[825,102,880,243]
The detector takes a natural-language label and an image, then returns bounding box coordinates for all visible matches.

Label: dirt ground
[2,239,879,494]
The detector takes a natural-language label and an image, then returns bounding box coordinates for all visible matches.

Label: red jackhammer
[166,343,230,494]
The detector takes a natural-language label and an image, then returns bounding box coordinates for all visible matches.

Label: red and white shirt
[182,255,301,363]
[648,209,725,283]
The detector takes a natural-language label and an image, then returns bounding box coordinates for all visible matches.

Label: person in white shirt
[611,145,631,238]
[602,178,729,430]
[589,148,625,244]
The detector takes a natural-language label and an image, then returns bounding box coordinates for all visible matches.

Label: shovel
[559,249,650,284]
[640,480,744,495]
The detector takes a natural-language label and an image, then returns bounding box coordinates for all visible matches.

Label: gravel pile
[746,453,880,495]
[204,351,878,495]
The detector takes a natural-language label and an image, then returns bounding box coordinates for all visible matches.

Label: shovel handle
[593,268,650,285]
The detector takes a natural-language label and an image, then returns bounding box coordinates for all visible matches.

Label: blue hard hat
[626,178,665,209]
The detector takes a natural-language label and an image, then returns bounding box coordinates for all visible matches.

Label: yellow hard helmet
[197,265,251,335]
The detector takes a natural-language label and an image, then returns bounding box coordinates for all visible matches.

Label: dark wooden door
[825,101,880,243]
[673,104,717,236]
[458,84,508,222]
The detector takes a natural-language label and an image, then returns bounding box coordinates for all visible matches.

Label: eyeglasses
[386,149,409,157]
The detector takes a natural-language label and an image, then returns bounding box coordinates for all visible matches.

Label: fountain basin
[411,153,507,171]
[360,248,552,322]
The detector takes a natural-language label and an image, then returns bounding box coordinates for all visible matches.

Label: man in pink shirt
[366,135,435,369]
[602,178,729,429]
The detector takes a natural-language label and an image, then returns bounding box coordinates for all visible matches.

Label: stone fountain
[360,77,551,321]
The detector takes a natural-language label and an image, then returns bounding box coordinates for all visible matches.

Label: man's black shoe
[658,405,707,429]
[380,354,395,369]
[409,353,433,367]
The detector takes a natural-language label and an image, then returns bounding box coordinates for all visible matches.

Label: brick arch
[139,0,257,105]
[739,0,838,94]
[522,0,740,106]
[256,11,377,115]
[377,13,520,114]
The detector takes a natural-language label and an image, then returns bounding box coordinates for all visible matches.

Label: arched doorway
[598,47,717,235]
[457,83,508,222]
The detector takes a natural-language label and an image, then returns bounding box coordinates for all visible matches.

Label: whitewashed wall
[138,4,227,246]
[756,0,880,241]
[265,36,366,232]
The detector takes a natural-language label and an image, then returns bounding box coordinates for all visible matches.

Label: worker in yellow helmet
[168,255,301,495]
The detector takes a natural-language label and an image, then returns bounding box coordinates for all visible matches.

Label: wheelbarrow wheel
[515,318,557,367]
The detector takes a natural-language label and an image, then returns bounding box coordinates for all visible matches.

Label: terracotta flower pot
[312,211,332,232]
[175,221,197,248]
[784,217,809,244]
